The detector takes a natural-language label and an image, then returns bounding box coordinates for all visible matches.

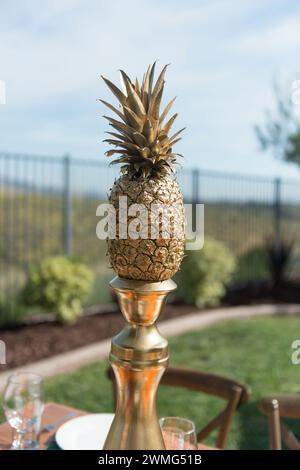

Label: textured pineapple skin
[107,174,185,281]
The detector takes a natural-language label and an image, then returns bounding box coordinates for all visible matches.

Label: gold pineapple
[101,63,185,281]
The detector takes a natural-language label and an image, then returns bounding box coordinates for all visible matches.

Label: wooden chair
[259,395,300,450]
[106,366,250,449]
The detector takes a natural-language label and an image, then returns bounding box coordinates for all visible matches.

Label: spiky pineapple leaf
[170,153,184,158]
[119,69,134,97]
[99,99,125,121]
[142,65,151,94]
[103,115,136,136]
[169,137,182,147]
[119,70,146,115]
[169,127,186,141]
[123,106,144,131]
[149,64,169,106]
[105,131,131,142]
[109,123,135,140]
[131,131,147,147]
[141,65,150,110]
[101,76,127,106]
[141,62,156,111]
[126,90,146,118]
[143,118,155,143]
[148,62,156,96]
[148,83,164,121]
[101,62,184,177]
[103,139,124,145]
[159,97,176,124]
[162,113,178,134]
[105,149,130,157]
[110,154,147,165]
[140,147,152,158]
[109,156,133,164]
[103,139,142,154]
[134,78,140,95]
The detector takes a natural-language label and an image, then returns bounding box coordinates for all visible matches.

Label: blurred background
[1,0,300,319]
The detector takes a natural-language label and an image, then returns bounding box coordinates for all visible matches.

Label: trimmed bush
[0,297,27,327]
[177,238,236,307]
[235,246,268,281]
[23,256,94,323]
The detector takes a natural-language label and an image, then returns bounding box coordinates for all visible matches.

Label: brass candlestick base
[103,276,176,450]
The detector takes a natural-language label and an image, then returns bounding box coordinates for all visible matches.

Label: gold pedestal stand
[103,276,176,450]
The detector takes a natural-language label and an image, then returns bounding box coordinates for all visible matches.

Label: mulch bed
[224,279,300,305]
[0,303,199,371]
[1,279,300,371]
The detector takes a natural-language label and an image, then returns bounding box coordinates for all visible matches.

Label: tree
[255,82,300,167]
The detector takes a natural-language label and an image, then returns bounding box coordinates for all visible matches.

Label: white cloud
[0,0,268,104]
[238,16,300,54]
[0,0,300,178]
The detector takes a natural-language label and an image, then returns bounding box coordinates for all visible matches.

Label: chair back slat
[260,395,300,450]
[160,367,249,405]
[281,423,300,450]
[106,365,250,449]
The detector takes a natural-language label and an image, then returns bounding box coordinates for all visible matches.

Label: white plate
[55,413,114,450]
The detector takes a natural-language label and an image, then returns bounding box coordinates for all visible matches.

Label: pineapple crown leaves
[100,62,185,178]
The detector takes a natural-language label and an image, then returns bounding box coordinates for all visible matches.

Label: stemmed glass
[160,417,198,450]
[3,372,44,450]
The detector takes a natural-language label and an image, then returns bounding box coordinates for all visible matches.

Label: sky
[1,0,300,179]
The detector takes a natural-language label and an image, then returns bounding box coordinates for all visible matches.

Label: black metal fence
[1,151,300,317]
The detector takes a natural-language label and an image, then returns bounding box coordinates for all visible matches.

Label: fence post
[274,177,281,251]
[192,168,200,232]
[62,154,72,256]
[192,168,200,204]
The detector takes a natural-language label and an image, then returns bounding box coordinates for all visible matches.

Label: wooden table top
[0,403,85,450]
[0,402,217,450]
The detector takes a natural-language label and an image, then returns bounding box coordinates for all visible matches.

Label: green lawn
[2,315,300,449]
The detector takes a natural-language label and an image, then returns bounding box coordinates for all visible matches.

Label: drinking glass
[160,417,198,450]
[3,372,44,450]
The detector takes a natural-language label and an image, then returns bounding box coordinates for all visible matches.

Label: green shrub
[0,297,27,327]
[23,256,94,323]
[177,238,236,307]
[265,237,294,285]
[234,246,268,281]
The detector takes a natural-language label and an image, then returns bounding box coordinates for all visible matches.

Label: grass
[1,315,296,449]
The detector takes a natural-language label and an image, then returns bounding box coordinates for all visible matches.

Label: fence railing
[1,151,300,316]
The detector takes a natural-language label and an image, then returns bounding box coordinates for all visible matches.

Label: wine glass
[160,417,198,450]
[3,372,44,450]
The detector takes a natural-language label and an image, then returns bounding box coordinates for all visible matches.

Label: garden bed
[0,303,198,371]
[224,279,300,305]
[1,278,300,371]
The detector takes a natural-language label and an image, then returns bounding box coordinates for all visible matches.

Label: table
[0,403,217,450]
[0,403,85,450]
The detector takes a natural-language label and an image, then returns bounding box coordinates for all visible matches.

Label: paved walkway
[0,303,299,391]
